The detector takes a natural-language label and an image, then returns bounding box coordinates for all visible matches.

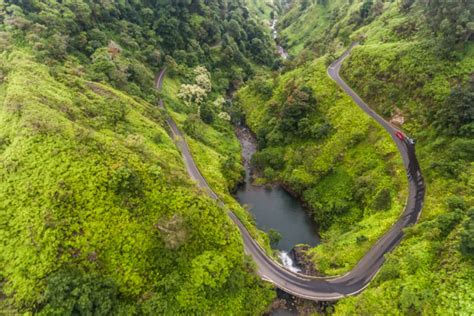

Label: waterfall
[271,19,278,39]
[279,251,301,273]
[270,19,289,59]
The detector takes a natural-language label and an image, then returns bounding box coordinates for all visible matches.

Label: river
[234,127,319,271]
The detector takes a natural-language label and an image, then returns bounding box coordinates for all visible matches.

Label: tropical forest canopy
[0,0,473,315]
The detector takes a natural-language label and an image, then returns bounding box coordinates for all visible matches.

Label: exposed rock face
[266,248,335,314]
[293,296,335,315]
[263,296,288,315]
[290,245,323,277]
[390,107,405,126]
[154,214,188,249]
[265,289,336,315]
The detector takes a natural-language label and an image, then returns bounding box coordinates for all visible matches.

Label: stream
[234,16,319,314]
[234,127,319,271]
[271,19,289,60]
[233,15,319,275]
[234,16,320,272]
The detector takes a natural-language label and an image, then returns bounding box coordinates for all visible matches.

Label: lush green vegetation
[280,0,473,59]
[1,0,472,314]
[250,0,472,314]
[1,0,276,98]
[236,57,407,275]
[246,0,274,20]
[0,0,278,314]
[0,48,275,315]
[160,74,274,252]
[337,31,474,316]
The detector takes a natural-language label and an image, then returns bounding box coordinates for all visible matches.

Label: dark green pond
[235,127,320,255]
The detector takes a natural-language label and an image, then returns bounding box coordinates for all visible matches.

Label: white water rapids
[278,251,301,273]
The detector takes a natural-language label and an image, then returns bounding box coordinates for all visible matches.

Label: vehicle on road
[406,137,416,145]
[395,131,405,141]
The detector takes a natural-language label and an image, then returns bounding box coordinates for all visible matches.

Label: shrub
[436,212,463,239]
[372,188,392,211]
[40,269,120,315]
[447,195,468,212]
[460,209,474,258]
[278,82,316,134]
[356,235,368,244]
[268,229,282,248]
[200,102,214,124]
[376,258,400,283]
[109,165,142,197]
[264,167,277,180]
[183,114,203,140]
[252,147,285,171]
[434,84,474,137]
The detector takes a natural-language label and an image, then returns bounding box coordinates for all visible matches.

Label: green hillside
[246,0,274,19]
[0,0,277,314]
[236,55,407,275]
[0,0,472,314]
[0,48,275,315]
[239,0,473,313]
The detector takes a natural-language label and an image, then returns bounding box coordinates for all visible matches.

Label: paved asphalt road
[154,43,425,301]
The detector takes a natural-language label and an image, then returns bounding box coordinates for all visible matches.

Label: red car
[395,131,405,141]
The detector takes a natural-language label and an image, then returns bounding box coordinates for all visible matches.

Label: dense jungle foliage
[0,0,473,314]
[236,0,473,314]
[236,54,407,276]
[0,0,278,314]
[1,0,277,98]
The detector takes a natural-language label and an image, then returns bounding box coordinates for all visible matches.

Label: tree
[460,209,474,258]
[434,83,474,137]
[372,188,392,211]
[183,113,203,139]
[40,33,69,60]
[107,40,121,58]
[278,82,316,135]
[218,111,231,121]
[226,19,243,40]
[420,0,474,56]
[176,251,231,309]
[164,55,178,76]
[90,47,116,81]
[194,66,212,92]
[40,269,119,315]
[86,28,107,54]
[4,4,30,30]
[178,66,213,120]
[178,84,207,107]
[360,0,374,19]
[200,102,214,124]
[400,0,415,12]
[268,229,282,248]
[249,77,273,100]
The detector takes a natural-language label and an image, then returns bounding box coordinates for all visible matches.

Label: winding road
[154,43,425,301]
